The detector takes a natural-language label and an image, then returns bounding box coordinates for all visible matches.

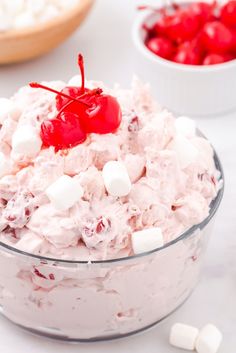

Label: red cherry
[201,21,233,53]
[30,53,122,147]
[79,93,122,134]
[203,53,234,64]
[221,1,236,28]
[173,41,202,65]
[146,36,174,59]
[56,86,88,111]
[40,112,86,151]
[231,29,236,52]
[159,9,200,43]
[189,2,216,25]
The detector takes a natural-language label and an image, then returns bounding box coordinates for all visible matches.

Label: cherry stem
[78,54,85,94]
[29,82,90,107]
[57,88,103,116]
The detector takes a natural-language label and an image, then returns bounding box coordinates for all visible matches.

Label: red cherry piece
[173,41,202,65]
[221,0,236,28]
[146,37,174,59]
[162,9,200,43]
[231,29,236,52]
[79,94,122,134]
[201,21,233,53]
[189,2,215,25]
[40,112,87,151]
[56,86,89,111]
[203,53,234,65]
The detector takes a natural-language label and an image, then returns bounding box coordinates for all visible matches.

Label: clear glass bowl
[0,151,224,342]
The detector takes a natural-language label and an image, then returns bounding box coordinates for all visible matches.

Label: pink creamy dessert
[0,75,223,341]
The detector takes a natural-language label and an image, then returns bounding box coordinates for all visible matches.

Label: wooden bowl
[0,0,95,65]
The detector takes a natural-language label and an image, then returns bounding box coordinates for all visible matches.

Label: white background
[0,1,235,352]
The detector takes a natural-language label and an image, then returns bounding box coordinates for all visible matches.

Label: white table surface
[0,1,235,352]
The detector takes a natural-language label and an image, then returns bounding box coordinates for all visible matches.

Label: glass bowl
[0,149,224,342]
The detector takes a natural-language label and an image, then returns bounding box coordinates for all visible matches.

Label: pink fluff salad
[0,77,220,261]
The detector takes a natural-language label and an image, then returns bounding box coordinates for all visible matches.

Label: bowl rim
[132,8,236,72]
[0,140,224,265]
[0,0,94,40]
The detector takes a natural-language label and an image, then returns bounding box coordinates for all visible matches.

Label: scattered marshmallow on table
[196,324,223,353]
[11,125,42,157]
[170,323,199,351]
[131,227,164,254]
[46,175,84,211]
[102,161,132,197]
[175,116,196,138]
[0,152,11,178]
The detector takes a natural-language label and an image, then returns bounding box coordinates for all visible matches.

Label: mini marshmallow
[46,175,83,211]
[131,227,164,254]
[175,116,196,138]
[0,14,12,32]
[26,0,46,15]
[14,11,36,29]
[196,324,223,353]
[102,161,131,197]
[4,0,25,15]
[68,75,82,86]
[11,125,42,157]
[39,4,59,22]
[170,323,199,351]
[57,0,79,9]
[0,152,11,178]
[173,135,199,169]
[0,98,21,124]
[16,233,44,253]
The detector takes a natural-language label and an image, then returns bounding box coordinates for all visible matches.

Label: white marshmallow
[170,323,199,350]
[0,98,21,124]
[132,227,164,254]
[26,0,46,15]
[68,75,82,86]
[175,116,196,138]
[11,125,42,157]
[14,11,36,29]
[39,4,59,23]
[46,175,83,211]
[0,152,11,178]
[173,135,199,169]
[102,161,132,197]
[3,0,25,15]
[196,324,223,353]
[0,14,13,32]
[57,0,79,10]
[16,233,44,253]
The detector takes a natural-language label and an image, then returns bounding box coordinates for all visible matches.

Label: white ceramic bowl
[132,8,236,116]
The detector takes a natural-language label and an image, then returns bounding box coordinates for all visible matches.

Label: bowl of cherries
[132,1,236,116]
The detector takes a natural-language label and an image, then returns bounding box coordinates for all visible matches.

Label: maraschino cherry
[142,1,236,65]
[221,0,236,28]
[201,21,234,53]
[41,112,87,151]
[29,54,122,151]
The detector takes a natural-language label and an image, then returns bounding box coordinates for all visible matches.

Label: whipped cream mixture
[0,77,220,261]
